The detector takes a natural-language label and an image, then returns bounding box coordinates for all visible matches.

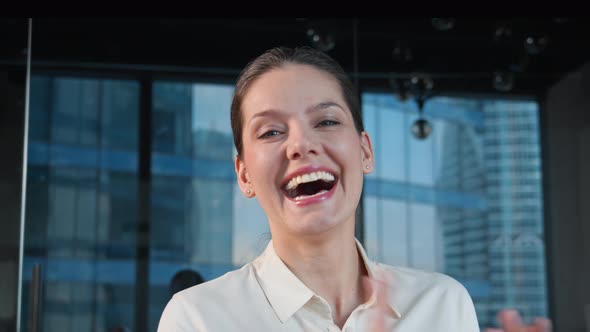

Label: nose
[286,126,319,160]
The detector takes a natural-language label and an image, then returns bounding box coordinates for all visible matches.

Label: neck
[272,229,369,328]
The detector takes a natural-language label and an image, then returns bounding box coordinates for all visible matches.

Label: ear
[360,131,375,174]
[235,155,254,197]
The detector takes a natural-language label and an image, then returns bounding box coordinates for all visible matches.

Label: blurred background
[1,18,589,332]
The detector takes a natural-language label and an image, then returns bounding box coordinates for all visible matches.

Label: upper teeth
[285,171,335,190]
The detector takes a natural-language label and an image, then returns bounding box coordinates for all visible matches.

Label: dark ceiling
[14,18,590,97]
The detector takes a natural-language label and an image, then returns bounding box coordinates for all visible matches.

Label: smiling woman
[156,46,546,332]
[235,62,372,241]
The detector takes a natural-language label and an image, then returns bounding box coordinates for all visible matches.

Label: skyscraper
[438,100,547,328]
[361,93,548,329]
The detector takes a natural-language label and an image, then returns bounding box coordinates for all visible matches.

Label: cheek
[334,135,364,164]
[244,146,278,185]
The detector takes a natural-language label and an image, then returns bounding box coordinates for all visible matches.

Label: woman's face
[235,63,374,238]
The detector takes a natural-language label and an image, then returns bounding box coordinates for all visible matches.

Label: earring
[246,190,251,195]
[365,165,370,170]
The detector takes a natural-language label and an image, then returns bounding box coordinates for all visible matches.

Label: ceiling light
[494,24,513,44]
[493,71,515,92]
[412,118,432,140]
[409,74,434,140]
[431,18,455,31]
[524,34,549,55]
[409,74,434,98]
[306,27,335,52]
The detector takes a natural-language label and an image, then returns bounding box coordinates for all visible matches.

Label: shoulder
[178,262,257,305]
[372,263,479,330]
[373,262,473,305]
[158,263,258,330]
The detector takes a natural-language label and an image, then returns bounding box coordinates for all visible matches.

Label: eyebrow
[247,101,347,125]
[314,101,346,114]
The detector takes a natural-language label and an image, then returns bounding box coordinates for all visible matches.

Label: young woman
[158,46,551,332]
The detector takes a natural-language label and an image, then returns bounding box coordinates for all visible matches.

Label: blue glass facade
[362,93,548,329]
[22,76,548,331]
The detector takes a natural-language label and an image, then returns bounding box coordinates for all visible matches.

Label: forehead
[241,63,346,118]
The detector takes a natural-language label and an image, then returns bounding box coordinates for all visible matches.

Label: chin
[285,214,347,237]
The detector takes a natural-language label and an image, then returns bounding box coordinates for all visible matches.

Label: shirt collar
[354,238,402,319]
[253,238,401,323]
[253,240,315,323]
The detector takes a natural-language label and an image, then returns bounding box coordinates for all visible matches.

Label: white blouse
[157,239,480,331]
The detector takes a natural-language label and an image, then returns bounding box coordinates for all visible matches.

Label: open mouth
[282,171,337,201]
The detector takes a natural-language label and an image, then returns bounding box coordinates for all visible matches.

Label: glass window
[363,94,406,182]
[23,74,548,331]
[362,93,548,329]
[149,81,269,331]
[24,75,140,331]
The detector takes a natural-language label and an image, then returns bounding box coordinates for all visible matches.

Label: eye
[317,119,340,127]
[258,130,281,139]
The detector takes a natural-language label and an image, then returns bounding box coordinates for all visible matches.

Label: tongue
[295,189,328,200]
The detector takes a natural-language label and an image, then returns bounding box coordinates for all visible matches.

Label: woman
[158,46,550,332]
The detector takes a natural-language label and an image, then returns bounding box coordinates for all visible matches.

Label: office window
[148,81,269,331]
[23,74,548,331]
[24,75,140,331]
[362,93,548,328]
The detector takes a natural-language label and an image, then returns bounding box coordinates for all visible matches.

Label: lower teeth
[294,189,328,201]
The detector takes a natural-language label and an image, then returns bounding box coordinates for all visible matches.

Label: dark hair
[230,46,364,157]
[169,269,204,296]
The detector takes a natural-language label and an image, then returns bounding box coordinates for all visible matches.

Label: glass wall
[22,77,274,331]
[362,93,548,329]
[21,74,548,331]
[23,75,140,331]
[147,81,269,331]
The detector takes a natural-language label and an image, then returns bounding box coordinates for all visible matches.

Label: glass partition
[148,81,269,331]
[21,75,140,331]
[362,93,548,328]
[16,19,551,332]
